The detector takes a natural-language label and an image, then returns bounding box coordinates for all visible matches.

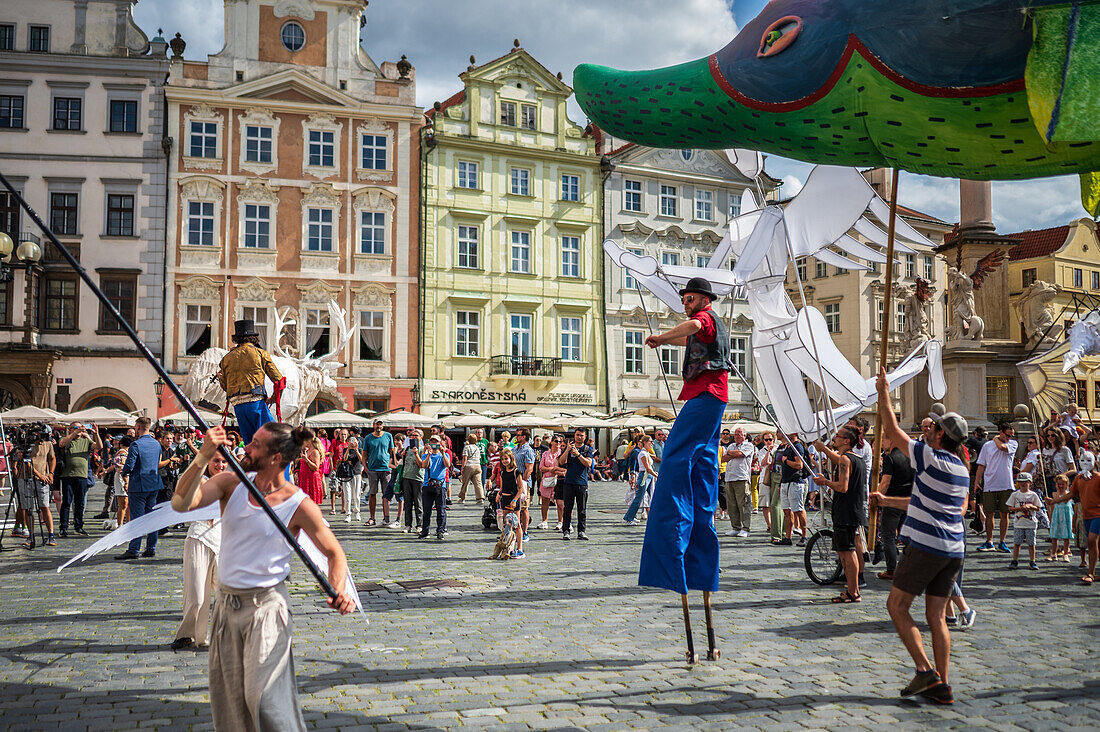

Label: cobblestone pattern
[1,483,1098,730]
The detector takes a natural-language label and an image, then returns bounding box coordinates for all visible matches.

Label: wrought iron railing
[489,354,562,377]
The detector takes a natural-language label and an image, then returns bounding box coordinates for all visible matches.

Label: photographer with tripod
[58,422,103,537]
[13,425,58,549]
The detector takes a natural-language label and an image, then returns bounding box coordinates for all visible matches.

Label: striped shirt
[902,441,968,558]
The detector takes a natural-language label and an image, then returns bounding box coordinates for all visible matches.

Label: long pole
[869,168,901,551]
[0,172,338,601]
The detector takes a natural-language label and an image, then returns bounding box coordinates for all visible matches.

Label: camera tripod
[0,464,50,551]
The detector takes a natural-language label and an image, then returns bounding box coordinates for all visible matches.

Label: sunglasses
[764,438,774,442]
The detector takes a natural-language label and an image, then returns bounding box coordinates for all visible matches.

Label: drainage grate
[396,579,468,591]
[355,582,387,593]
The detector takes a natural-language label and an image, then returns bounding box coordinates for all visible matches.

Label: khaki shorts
[981,489,1013,515]
[892,544,963,598]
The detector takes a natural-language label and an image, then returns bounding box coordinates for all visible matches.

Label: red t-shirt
[677,308,729,404]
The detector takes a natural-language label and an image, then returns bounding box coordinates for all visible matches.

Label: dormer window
[281,22,305,52]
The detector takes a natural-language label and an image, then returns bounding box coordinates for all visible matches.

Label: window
[0,24,14,51]
[659,185,677,216]
[1093,272,1100,291]
[0,191,18,238]
[359,211,385,254]
[0,95,24,128]
[281,21,305,52]
[561,317,582,361]
[1073,268,1083,288]
[835,264,848,276]
[696,254,710,268]
[1078,380,1089,408]
[306,208,333,252]
[624,248,643,290]
[244,125,272,163]
[43,276,77,331]
[904,254,915,278]
[695,190,713,221]
[624,330,644,374]
[796,257,807,281]
[189,121,217,158]
[184,304,212,355]
[561,174,580,202]
[457,160,479,189]
[456,225,479,269]
[729,193,741,219]
[1022,268,1037,288]
[0,280,11,326]
[659,345,679,375]
[53,98,81,131]
[510,167,530,196]
[923,255,934,281]
[99,275,136,332]
[50,193,78,236]
[561,236,580,278]
[307,129,334,167]
[186,201,214,246]
[358,311,384,361]
[509,314,532,357]
[815,261,827,279]
[624,180,642,212]
[243,204,270,249]
[661,251,680,267]
[455,310,480,357]
[985,376,1014,416]
[510,231,531,274]
[106,194,134,236]
[360,134,387,170]
[108,100,137,133]
[500,101,516,126]
[520,104,536,130]
[731,336,749,377]
[29,25,50,53]
[824,303,840,333]
[240,306,269,348]
[1094,382,1100,414]
[304,308,330,355]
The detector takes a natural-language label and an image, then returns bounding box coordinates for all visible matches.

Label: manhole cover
[397,579,468,591]
[355,582,386,592]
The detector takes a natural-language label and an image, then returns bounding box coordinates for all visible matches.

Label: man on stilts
[640,276,731,663]
[219,319,286,444]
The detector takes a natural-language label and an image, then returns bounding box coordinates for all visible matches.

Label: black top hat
[678,276,718,301]
[232,319,258,339]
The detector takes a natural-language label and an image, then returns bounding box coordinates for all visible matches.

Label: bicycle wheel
[805,529,844,585]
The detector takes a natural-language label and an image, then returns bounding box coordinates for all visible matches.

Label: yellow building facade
[419,46,605,416]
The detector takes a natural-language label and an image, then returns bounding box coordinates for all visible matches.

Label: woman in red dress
[298,436,325,505]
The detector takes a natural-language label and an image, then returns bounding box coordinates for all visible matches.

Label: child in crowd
[1050,450,1100,582]
[1007,472,1043,570]
[1046,474,1075,562]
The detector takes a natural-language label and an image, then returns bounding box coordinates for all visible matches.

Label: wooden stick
[703,591,721,660]
[681,594,698,664]
[869,168,901,553]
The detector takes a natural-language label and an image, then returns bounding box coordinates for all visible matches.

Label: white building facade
[0,0,169,414]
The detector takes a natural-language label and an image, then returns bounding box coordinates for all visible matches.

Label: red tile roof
[425,89,465,119]
[1005,225,1071,261]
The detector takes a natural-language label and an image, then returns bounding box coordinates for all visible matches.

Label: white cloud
[780,174,804,197]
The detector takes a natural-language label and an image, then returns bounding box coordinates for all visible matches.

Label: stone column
[959,180,995,237]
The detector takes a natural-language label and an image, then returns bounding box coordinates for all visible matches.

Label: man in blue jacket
[118,416,169,559]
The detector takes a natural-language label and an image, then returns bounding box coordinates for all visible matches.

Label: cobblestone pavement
[1,481,1098,730]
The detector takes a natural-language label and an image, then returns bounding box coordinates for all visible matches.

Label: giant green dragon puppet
[573,0,1100,214]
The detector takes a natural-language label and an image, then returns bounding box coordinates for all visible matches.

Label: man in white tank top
[172,423,354,731]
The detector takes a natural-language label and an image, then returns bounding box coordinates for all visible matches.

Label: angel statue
[946,265,983,341]
[899,277,934,348]
[1016,280,1062,349]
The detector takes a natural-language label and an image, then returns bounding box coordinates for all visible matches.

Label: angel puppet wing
[1018,339,1076,418]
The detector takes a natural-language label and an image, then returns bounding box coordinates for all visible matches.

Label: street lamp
[153,376,166,408]
[0,232,43,283]
[410,382,420,410]
[618,393,628,415]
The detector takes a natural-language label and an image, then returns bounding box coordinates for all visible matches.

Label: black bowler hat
[232,319,258,339]
[678,276,718,301]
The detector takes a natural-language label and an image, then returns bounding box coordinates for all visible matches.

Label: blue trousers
[624,473,652,523]
[638,393,725,594]
[126,491,161,555]
[233,399,274,445]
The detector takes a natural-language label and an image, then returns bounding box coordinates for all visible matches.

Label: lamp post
[154,375,166,409]
[410,382,420,411]
[618,392,628,415]
[0,231,44,283]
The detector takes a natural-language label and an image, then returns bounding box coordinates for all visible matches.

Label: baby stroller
[482,485,500,530]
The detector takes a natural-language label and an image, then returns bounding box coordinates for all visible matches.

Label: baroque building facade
[0,0,169,414]
[598,136,776,420]
[161,0,420,416]
[419,45,604,417]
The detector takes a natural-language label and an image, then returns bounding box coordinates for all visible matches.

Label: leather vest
[681,309,733,382]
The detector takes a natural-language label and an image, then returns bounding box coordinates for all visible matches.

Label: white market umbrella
[443,412,508,428]
[305,409,374,429]
[364,410,436,428]
[570,415,617,429]
[500,412,567,429]
[2,405,63,423]
[64,407,136,426]
[609,414,670,429]
[159,408,233,426]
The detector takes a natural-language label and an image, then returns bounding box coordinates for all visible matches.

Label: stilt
[681,594,698,664]
[703,591,720,660]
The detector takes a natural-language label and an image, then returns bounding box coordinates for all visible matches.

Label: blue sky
[135,0,1087,233]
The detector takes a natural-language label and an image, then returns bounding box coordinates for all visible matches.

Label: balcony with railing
[490,354,562,378]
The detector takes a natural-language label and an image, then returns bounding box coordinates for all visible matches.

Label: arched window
[307,397,337,417]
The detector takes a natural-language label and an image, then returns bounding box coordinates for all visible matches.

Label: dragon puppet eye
[757,16,803,59]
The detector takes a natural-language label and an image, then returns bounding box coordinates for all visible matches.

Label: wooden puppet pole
[703,591,720,660]
[681,594,698,664]
[869,168,901,554]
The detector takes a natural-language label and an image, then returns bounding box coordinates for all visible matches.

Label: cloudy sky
[134,0,1088,233]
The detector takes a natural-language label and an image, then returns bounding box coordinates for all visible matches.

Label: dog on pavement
[489,512,520,560]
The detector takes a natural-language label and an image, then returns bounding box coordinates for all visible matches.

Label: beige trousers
[209,582,306,732]
[458,463,483,501]
[176,536,217,645]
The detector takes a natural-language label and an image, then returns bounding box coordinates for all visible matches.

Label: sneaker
[46,535,57,547]
[416,533,428,539]
[623,519,639,526]
[751,508,759,514]
[514,550,525,559]
[74,528,89,536]
[562,531,571,540]
[141,549,156,558]
[977,541,995,552]
[402,526,410,533]
[170,637,194,651]
[20,540,34,550]
[577,532,589,541]
[58,530,68,538]
[534,521,546,530]
[389,521,401,529]
[919,682,954,705]
[523,533,530,542]
[115,552,139,560]
[776,538,793,546]
[945,615,958,626]
[958,608,977,629]
[997,542,1011,553]
[10,528,28,538]
[1008,559,1018,568]
[345,514,353,523]
[737,530,750,538]
[796,536,807,547]
[900,669,942,697]
[1029,561,1039,570]
[354,513,362,522]
[725,529,739,537]
[858,574,867,588]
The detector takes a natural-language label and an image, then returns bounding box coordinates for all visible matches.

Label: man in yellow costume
[218,319,286,444]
